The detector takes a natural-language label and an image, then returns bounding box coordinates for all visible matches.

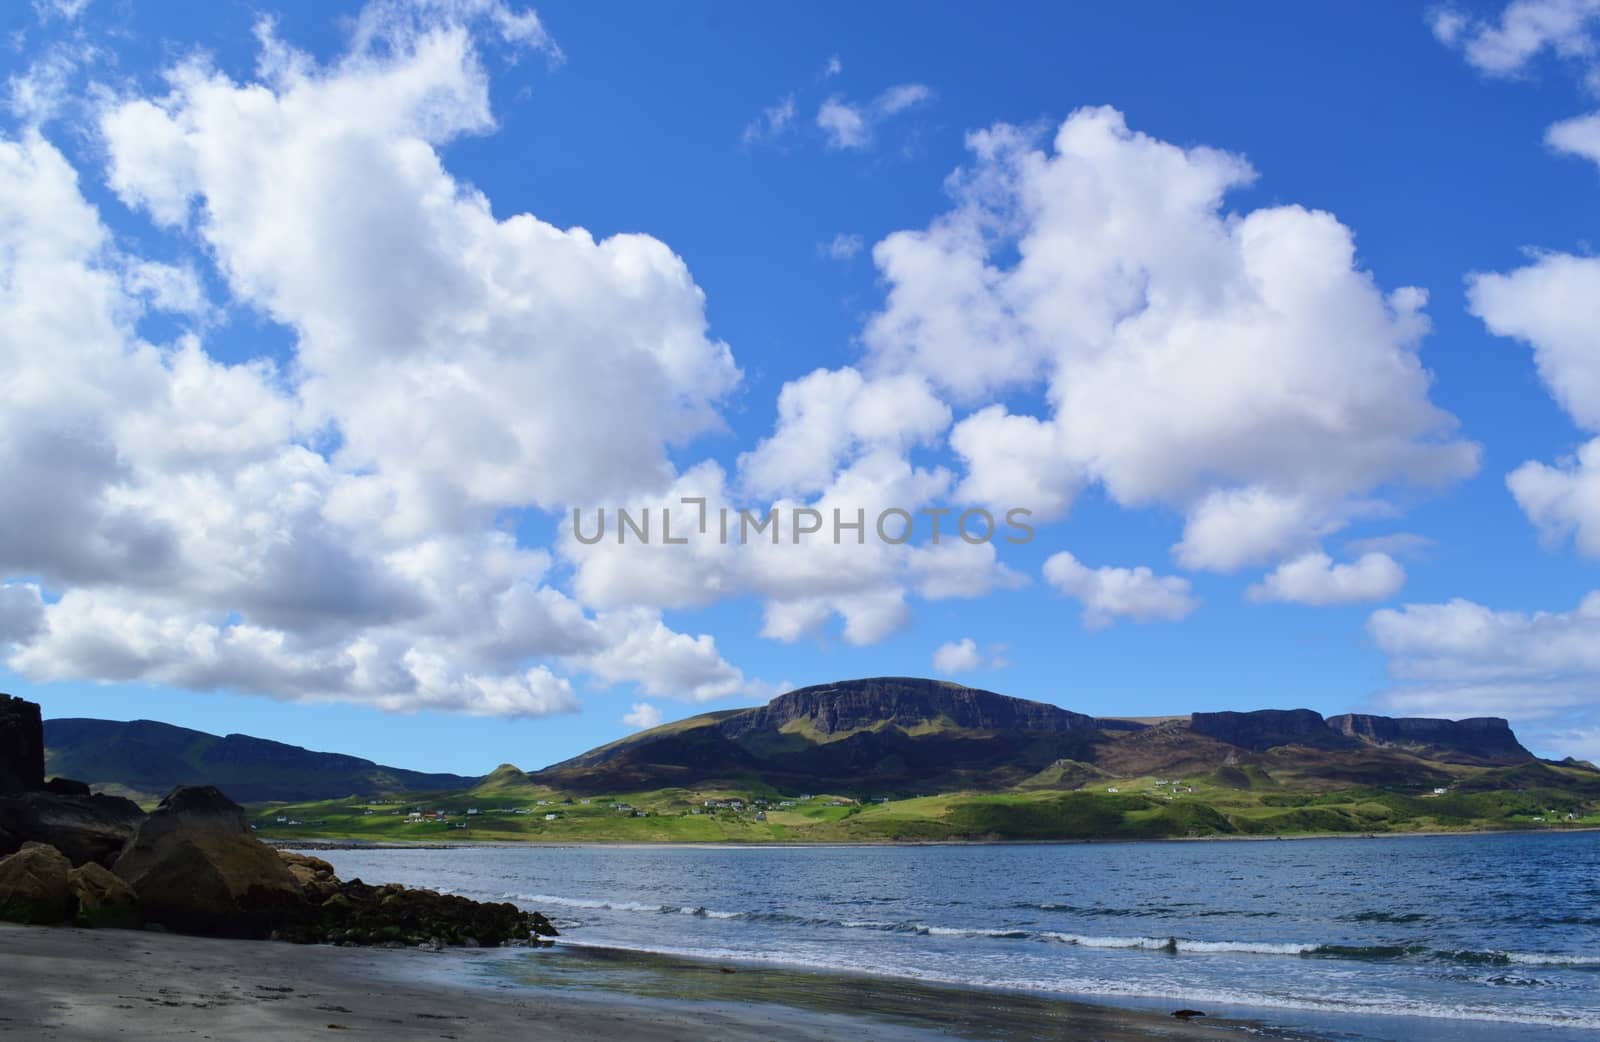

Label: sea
[303,832,1600,1042]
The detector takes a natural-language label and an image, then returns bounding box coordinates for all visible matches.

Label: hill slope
[529,677,1537,797]
[44,718,481,804]
[252,678,1600,843]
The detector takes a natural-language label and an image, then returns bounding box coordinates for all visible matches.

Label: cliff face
[1183,708,1533,764]
[720,677,1097,738]
[1189,709,1356,752]
[1327,713,1531,763]
[0,694,45,794]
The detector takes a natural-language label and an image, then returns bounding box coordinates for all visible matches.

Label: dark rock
[43,777,92,797]
[0,791,145,867]
[1172,1009,1207,1019]
[0,694,45,794]
[69,861,141,928]
[1190,710,1356,752]
[0,842,75,923]
[112,785,307,938]
[1327,714,1532,764]
[269,850,556,947]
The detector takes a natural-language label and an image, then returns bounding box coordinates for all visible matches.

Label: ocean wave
[505,892,1599,971]
[551,937,1600,1031]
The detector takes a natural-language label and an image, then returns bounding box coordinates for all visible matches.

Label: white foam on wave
[1505,952,1600,967]
[548,937,1600,1031]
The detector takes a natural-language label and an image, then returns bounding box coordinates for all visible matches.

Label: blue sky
[3,0,1600,775]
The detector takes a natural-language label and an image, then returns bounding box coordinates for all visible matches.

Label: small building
[467,808,480,815]
[544,813,558,821]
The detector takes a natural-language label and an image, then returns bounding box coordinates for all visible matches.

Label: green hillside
[252,759,1600,844]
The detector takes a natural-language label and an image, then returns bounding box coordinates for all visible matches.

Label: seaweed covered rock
[69,861,141,928]
[112,785,306,937]
[270,850,556,947]
[301,880,557,947]
[0,842,74,924]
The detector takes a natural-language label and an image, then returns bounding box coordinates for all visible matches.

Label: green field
[252,760,1600,844]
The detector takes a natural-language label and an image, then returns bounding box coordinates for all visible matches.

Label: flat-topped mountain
[529,678,1538,796]
[1326,713,1529,761]
[43,718,482,804]
[722,677,1097,738]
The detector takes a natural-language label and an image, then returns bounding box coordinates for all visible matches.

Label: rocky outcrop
[112,785,307,937]
[0,754,557,944]
[0,693,45,794]
[1189,709,1356,752]
[68,861,141,928]
[0,842,75,924]
[1327,714,1532,763]
[722,677,1097,738]
[269,850,556,947]
[267,849,555,947]
[0,791,145,866]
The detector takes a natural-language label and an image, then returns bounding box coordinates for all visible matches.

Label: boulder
[112,785,306,937]
[0,842,75,924]
[43,777,92,797]
[277,850,341,900]
[69,861,140,928]
[0,791,146,867]
[0,694,45,794]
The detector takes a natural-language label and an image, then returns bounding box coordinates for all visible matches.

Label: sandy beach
[0,923,1317,1041]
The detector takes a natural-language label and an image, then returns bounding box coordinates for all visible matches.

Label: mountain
[43,718,482,804]
[528,677,1540,797]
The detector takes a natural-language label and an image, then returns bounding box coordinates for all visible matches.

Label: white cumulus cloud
[0,2,752,718]
[621,701,664,730]
[1247,552,1405,606]
[1042,551,1197,630]
[864,107,1476,571]
[931,636,1006,675]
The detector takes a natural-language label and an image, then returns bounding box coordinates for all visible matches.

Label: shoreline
[0,922,1319,1041]
[265,824,1600,850]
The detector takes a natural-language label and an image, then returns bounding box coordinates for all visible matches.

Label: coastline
[0,922,1319,1041]
[266,823,1600,850]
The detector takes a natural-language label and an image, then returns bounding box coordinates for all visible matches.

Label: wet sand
[0,922,1322,1041]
